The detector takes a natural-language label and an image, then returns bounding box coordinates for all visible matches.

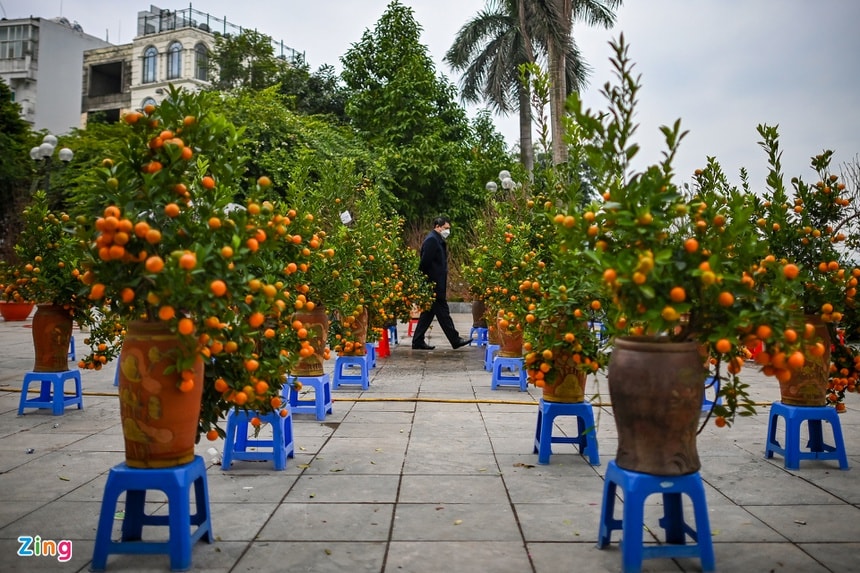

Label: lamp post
[485,169,516,195]
[30,134,73,195]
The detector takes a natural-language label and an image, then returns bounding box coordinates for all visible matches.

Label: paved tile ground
[1,311,858,572]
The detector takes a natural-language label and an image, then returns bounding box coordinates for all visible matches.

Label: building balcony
[0,57,35,79]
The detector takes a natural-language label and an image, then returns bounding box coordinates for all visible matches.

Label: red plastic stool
[407,318,419,337]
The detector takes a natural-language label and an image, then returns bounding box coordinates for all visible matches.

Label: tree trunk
[548,0,571,166]
[517,85,535,175]
[517,0,536,176]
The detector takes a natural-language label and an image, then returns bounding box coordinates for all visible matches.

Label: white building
[82,4,301,125]
[0,16,111,134]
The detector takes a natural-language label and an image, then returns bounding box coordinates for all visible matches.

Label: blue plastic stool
[597,460,715,573]
[764,401,849,470]
[484,344,500,372]
[332,355,370,390]
[91,455,213,572]
[68,335,76,361]
[285,374,333,421]
[589,320,608,344]
[491,356,527,391]
[18,369,83,415]
[114,366,120,386]
[221,409,294,471]
[533,399,600,465]
[702,375,722,412]
[469,327,488,347]
[365,343,377,369]
[388,324,399,345]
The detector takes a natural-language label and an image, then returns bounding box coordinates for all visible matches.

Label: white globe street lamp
[31,133,74,194]
[485,169,516,195]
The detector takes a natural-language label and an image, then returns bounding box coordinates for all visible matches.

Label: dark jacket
[419,229,448,299]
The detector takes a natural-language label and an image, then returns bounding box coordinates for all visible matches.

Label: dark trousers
[412,298,461,347]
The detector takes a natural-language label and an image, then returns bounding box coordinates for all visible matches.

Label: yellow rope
[3,386,777,408]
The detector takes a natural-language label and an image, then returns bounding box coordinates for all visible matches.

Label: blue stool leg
[73,371,83,410]
[534,406,554,464]
[192,474,214,541]
[579,410,601,465]
[167,478,193,571]
[121,489,147,540]
[271,414,286,471]
[52,372,78,415]
[690,481,716,571]
[221,414,237,470]
[827,414,850,469]
[92,481,121,570]
[315,387,326,420]
[807,419,824,452]
[533,406,544,455]
[660,492,685,545]
[620,484,647,573]
[283,411,295,459]
[784,411,802,470]
[596,478,619,547]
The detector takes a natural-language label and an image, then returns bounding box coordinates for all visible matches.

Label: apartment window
[167,41,182,79]
[194,43,209,81]
[142,46,158,83]
[0,25,30,59]
[141,97,157,110]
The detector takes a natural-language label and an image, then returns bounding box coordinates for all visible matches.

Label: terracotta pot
[31,304,73,372]
[608,336,706,475]
[0,301,35,321]
[542,351,588,403]
[471,299,488,328]
[118,320,205,468]
[290,306,329,376]
[778,315,831,406]
[487,322,501,345]
[338,307,368,356]
[496,316,523,358]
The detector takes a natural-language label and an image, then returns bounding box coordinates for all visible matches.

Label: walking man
[411,216,470,350]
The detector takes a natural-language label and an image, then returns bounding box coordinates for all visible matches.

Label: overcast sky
[5,0,859,189]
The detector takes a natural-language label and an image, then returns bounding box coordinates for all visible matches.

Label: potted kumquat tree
[73,87,318,466]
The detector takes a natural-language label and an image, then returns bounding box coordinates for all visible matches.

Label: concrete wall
[33,18,110,134]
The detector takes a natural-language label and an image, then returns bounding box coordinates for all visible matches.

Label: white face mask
[440,229,451,239]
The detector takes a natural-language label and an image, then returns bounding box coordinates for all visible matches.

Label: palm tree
[541,0,621,165]
[446,0,537,173]
[446,0,618,172]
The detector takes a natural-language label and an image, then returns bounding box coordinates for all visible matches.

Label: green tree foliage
[210,29,290,90]
[276,54,348,121]
[0,78,33,259]
[217,86,374,194]
[340,1,483,225]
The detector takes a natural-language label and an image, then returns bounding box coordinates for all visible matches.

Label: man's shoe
[453,338,471,349]
[412,342,435,350]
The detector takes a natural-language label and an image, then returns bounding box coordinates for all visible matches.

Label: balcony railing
[137,4,300,62]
